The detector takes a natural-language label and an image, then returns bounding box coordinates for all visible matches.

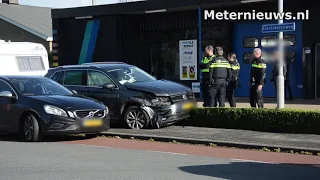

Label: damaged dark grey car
[45,62,196,129]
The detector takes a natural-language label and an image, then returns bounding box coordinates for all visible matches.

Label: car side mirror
[0,91,15,99]
[102,83,116,89]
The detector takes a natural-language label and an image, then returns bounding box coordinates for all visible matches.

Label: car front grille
[74,110,105,118]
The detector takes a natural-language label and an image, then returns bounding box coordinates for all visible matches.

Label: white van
[0,40,50,76]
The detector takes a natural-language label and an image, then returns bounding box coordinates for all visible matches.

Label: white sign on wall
[192,82,200,93]
[179,40,197,80]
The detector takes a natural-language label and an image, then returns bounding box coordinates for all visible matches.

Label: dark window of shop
[243,52,253,64]
[63,70,85,86]
[284,34,295,46]
[261,36,277,47]
[150,42,180,81]
[243,37,258,47]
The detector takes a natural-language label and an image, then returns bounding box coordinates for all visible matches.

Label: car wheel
[23,114,42,142]
[85,133,99,139]
[124,106,149,129]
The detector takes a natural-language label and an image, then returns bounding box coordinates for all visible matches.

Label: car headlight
[187,92,195,99]
[44,105,68,117]
[105,106,109,114]
[130,97,153,106]
[151,97,171,106]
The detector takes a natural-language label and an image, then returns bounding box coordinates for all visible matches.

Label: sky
[17,0,143,8]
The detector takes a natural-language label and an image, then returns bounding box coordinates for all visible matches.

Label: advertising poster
[189,65,195,79]
[182,66,188,78]
[179,40,197,80]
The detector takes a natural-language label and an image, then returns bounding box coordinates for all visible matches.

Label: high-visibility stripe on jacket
[250,57,267,85]
[252,63,266,69]
[210,61,231,68]
[230,61,240,81]
[231,64,240,70]
[201,55,215,72]
[209,56,232,81]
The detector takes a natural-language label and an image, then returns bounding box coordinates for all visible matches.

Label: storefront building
[51,0,319,99]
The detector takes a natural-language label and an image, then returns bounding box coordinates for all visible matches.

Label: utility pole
[92,0,96,6]
[277,0,285,109]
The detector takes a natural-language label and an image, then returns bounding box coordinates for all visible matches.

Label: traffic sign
[262,22,295,33]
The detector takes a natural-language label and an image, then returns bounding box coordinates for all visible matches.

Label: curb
[100,132,320,155]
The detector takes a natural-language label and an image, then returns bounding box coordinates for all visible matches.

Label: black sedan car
[0,76,110,142]
[45,62,196,129]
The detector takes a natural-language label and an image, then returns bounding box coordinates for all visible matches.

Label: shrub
[179,108,320,134]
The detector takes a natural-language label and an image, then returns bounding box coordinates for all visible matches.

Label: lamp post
[277,0,285,109]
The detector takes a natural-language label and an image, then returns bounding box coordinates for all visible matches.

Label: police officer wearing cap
[208,46,232,107]
[249,48,266,108]
[199,45,215,107]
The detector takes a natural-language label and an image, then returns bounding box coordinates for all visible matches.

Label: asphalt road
[0,137,319,180]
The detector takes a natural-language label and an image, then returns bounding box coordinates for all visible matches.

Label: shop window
[284,34,295,46]
[243,52,253,64]
[243,37,258,48]
[150,43,180,81]
[261,36,277,47]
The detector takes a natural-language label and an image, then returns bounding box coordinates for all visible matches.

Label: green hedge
[179,108,320,134]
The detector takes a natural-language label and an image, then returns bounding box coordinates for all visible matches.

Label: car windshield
[10,77,73,96]
[107,66,156,85]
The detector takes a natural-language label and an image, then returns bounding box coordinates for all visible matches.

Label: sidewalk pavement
[196,98,320,110]
[102,126,320,153]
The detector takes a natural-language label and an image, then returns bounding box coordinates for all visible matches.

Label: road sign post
[261,2,295,109]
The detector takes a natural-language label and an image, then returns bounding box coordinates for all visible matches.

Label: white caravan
[0,40,50,76]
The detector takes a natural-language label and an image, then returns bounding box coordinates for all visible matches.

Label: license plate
[83,119,103,127]
[183,102,194,110]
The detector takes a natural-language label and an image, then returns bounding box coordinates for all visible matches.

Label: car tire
[23,113,42,142]
[85,133,99,139]
[123,106,149,129]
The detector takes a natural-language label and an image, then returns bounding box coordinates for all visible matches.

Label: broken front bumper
[141,100,196,128]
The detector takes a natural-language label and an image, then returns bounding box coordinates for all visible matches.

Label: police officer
[227,53,240,107]
[199,45,215,107]
[208,46,232,107]
[249,48,266,108]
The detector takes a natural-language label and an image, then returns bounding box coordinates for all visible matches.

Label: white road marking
[231,158,279,164]
[150,151,187,156]
[68,143,279,161]
[72,144,112,149]
[69,143,187,155]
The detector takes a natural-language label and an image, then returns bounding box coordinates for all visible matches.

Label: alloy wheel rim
[126,110,145,129]
[24,116,34,141]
